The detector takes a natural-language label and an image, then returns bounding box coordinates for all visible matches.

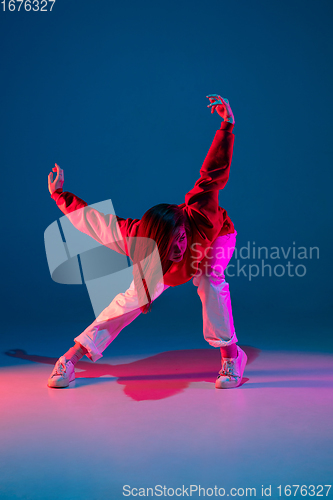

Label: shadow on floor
[4,346,260,400]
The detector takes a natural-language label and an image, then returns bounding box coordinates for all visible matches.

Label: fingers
[207,94,228,101]
[56,164,63,176]
[206,94,229,106]
[207,101,223,108]
[53,163,64,182]
[54,163,63,173]
[206,94,233,121]
[206,96,224,112]
[49,163,64,195]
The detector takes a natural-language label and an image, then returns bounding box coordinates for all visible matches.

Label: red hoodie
[51,121,235,287]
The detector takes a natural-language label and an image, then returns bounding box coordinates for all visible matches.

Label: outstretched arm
[48,164,135,256]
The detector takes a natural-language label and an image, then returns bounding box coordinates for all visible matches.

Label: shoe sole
[215,350,248,389]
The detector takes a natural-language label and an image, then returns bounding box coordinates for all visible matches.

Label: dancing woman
[47,94,247,389]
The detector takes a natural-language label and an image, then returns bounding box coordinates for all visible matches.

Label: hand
[206,94,235,124]
[48,163,64,195]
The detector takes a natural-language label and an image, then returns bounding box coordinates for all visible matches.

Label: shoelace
[217,359,238,380]
[53,359,67,377]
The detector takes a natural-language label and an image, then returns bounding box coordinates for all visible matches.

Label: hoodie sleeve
[184,121,235,240]
[50,189,138,256]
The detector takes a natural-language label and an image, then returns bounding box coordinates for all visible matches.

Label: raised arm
[184,95,235,238]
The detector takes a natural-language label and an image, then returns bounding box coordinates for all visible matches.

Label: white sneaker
[215,346,247,389]
[47,356,75,388]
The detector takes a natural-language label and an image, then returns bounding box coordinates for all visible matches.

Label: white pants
[74,231,238,362]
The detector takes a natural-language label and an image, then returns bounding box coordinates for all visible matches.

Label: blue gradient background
[0,0,332,351]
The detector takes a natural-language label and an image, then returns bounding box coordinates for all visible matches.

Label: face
[167,225,187,262]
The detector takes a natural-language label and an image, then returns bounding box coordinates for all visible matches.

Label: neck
[164,260,173,273]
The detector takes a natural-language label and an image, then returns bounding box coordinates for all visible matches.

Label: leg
[193,230,247,388]
[47,279,169,387]
[193,231,238,349]
[75,278,169,362]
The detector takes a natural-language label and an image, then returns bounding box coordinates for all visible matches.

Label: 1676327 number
[1,0,56,11]
[277,484,332,497]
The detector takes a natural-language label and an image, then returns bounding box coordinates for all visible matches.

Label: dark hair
[128,204,190,314]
